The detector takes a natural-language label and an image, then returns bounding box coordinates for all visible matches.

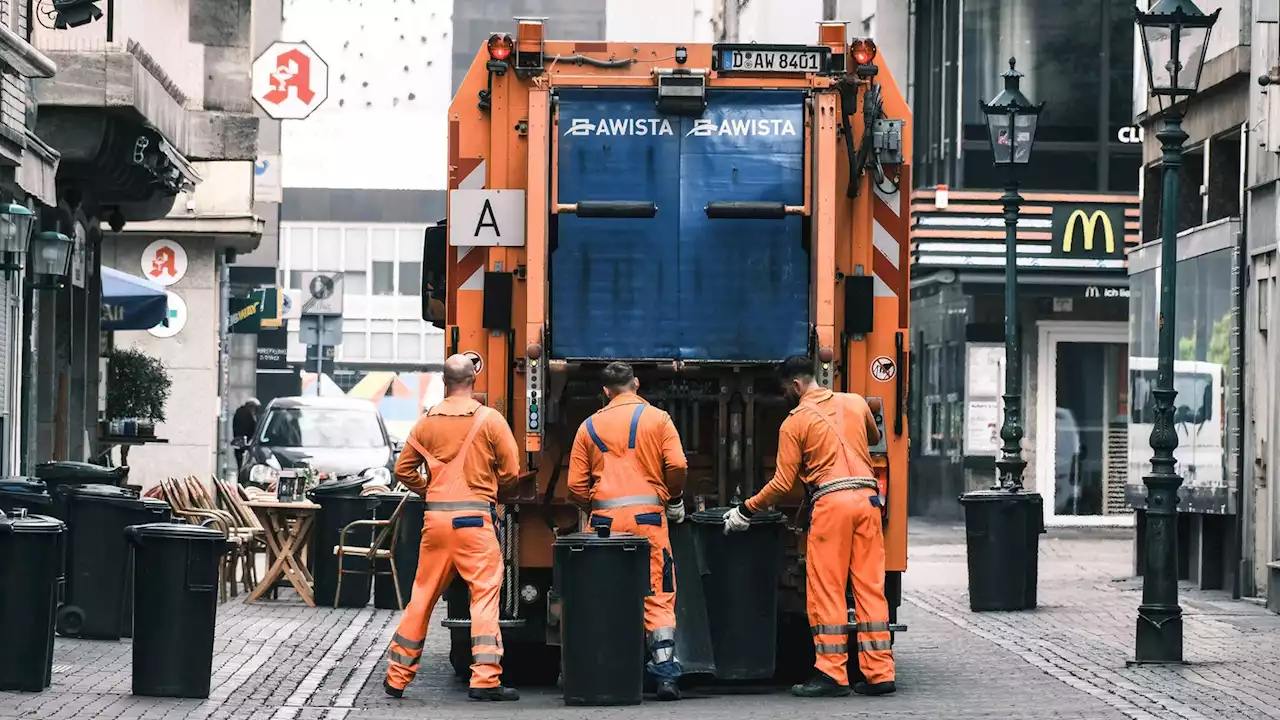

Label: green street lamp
[30,231,74,289]
[0,202,37,275]
[1133,0,1218,664]
[980,57,1043,491]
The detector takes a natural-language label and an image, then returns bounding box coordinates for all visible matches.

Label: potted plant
[105,346,172,437]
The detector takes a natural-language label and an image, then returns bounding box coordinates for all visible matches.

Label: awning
[101,266,169,331]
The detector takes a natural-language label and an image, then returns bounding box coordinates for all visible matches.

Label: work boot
[790,672,851,698]
[656,679,681,701]
[383,680,404,698]
[468,685,520,702]
[853,680,897,696]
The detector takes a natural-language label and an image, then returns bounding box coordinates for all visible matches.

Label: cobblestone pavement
[4,523,1279,719]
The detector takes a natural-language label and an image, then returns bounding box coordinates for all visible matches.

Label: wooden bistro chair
[214,479,269,594]
[333,492,410,610]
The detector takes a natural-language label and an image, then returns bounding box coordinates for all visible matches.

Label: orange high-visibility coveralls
[567,393,688,679]
[385,398,520,691]
[744,388,894,687]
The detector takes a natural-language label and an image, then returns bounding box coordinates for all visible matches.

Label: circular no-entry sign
[871,356,896,382]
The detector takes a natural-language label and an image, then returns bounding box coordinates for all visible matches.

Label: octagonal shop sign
[253,41,329,120]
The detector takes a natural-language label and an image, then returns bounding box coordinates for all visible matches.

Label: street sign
[300,271,344,316]
[299,315,343,346]
[463,350,484,374]
[252,41,329,120]
[449,190,526,247]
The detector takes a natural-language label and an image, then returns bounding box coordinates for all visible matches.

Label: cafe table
[244,499,321,606]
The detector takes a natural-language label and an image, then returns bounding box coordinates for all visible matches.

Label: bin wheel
[56,605,86,638]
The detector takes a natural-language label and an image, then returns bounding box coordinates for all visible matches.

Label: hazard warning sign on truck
[449,189,526,247]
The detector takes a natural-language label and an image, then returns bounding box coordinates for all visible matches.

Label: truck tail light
[851,38,877,66]
[488,33,514,61]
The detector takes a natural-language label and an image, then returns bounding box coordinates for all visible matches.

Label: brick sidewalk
[4,523,1280,719]
[906,522,1280,720]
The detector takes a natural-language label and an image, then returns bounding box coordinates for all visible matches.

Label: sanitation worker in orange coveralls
[383,354,522,702]
[723,355,896,698]
[567,361,689,701]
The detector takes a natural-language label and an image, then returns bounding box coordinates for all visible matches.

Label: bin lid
[373,491,423,503]
[68,484,139,499]
[138,497,172,510]
[309,475,371,497]
[691,506,785,525]
[958,489,1044,504]
[0,477,50,496]
[553,529,649,548]
[0,512,64,534]
[127,522,224,540]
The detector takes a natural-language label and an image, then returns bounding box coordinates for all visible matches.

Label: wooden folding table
[244,499,321,606]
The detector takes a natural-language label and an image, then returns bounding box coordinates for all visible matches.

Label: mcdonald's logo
[1052,206,1123,259]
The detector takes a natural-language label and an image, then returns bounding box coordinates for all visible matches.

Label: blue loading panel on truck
[551,88,809,362]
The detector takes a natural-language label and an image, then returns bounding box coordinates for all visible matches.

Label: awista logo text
[562,117,798,137]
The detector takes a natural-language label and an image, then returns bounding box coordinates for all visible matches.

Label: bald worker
[384,354,522,701]
[568,361,688,701]
[723,355,895,698]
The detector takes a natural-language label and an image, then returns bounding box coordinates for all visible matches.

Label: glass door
[1037,323,1133,526]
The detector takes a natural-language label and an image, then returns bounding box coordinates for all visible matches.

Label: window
[342,332,367,358]
[287,227,313,267]
[397,332,420,359]
[398,262,421,297]
[345,228,369,268]
[371,332,395,358]
[372,228,396,261]
[343,271,368,295]
[288,271,302,289]
[316,227,342,269]
[372,261,395,295]
[259,407,385,448]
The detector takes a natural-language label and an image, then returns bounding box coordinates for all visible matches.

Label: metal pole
[316,315,324,397]
[1135,112,1188,664]
[995,170,1025,490]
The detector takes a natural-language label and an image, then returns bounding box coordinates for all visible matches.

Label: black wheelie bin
[959,489,1045,611]
[127,523,226,698]
[57,484,171,639]
[309,477,380,608]
[0,510,65,692]
[0,478,55,516]
[690,507,786,681]
[554,526,650,706]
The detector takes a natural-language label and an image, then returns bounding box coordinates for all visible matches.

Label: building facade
[907,0,1141,525]
[29,0,264,490]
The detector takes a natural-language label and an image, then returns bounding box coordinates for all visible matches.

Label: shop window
[372,261,395,296]
[288,270,302,289]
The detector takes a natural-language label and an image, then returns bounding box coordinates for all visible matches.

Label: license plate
[719,49,823,74]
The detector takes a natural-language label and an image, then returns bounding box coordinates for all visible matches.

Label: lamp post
[1133,0,1218,664]
[0,202,37,274]
[980,58,1043,492]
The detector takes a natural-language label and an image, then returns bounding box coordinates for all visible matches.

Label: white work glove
[665,499,686,524]
[723,505,752,535]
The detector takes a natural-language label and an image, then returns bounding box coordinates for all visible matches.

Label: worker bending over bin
[723,355,897,698]
[383,354,523,702]
[568,362,689,701]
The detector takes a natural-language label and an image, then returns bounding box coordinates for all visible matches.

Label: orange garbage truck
[420,18,911,683]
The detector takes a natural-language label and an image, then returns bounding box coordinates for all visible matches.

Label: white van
[1127,357,1225,490]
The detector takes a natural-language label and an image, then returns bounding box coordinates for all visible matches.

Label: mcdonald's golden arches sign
[1051,205,1125,259]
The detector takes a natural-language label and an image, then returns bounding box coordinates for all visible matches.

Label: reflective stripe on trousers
[805,488,895,686]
